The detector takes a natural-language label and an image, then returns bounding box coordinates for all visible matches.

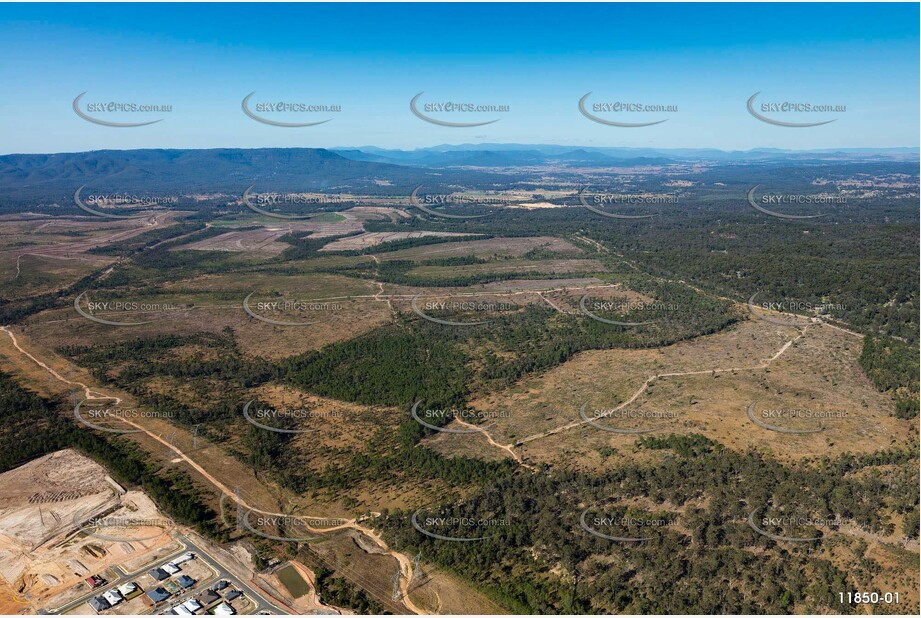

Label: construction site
[0,449,177,614]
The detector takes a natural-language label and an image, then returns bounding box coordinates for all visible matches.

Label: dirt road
[452,326,810,460]
[0,326,425,614]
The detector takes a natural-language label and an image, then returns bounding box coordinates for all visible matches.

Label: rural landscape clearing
[0,2,918,617]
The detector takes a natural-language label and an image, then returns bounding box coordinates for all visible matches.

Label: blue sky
[1,2,918,153]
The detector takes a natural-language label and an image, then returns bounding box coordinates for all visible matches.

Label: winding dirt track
[0,326,425,615]
[452,417,538,472]
[0,284,865,613]
[520,329,805,444]
[450,323,810,464]
[1,326,115,402]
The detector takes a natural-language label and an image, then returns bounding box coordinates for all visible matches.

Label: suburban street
[46,535,286,615]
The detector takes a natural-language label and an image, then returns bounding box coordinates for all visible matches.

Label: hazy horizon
[2,144,919,158]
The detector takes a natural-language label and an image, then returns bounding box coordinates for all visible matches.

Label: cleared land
[428,318,913,467]
[0,450,176,613]
[0,213,172,296]
[405,565,509,615]
[22,272,393,359]
[403,258,605,280]
[346,206,412,222]
[177,217,364,253]
[0,195,915,615]
[179,227,292,256]
[320,231,479,252]
[375,236,583,261]
[0,327,446,615]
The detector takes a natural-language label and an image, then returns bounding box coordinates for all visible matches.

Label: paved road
[47,539,190,614]
[180,535,286,615]
[2,327,406,615]
[46,535,286,615]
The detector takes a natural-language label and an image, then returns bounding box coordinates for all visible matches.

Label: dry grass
[406,258,605,280]
[179,228,291,256]
[311,532,413,614]
[377,236,583,261]
[23,272,393,360]
[407,564,509,614]
[430,319,912,470]
[320,231,479,252]
[0,214,175,296]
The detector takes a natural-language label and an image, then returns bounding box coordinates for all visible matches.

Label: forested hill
[0,147,492,205]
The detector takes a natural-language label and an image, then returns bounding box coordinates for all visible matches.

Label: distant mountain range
[0,145,915,207]
[0,148,481,204]
[333,147,676,167]
[333,144,919,166]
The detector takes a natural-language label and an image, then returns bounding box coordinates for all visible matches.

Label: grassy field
[431,318,913,468]
[25,271,393,358]
[277,563,310,598]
